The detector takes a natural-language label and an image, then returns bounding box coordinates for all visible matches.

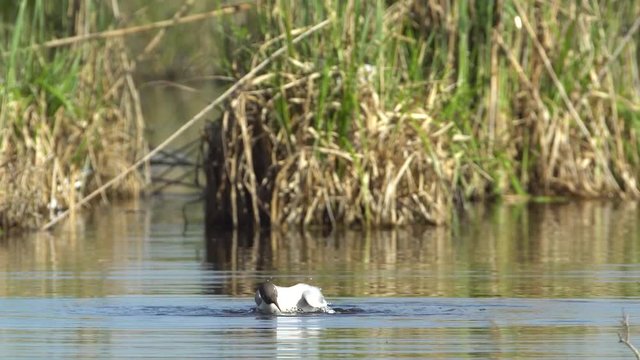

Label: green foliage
[1,0,114,124]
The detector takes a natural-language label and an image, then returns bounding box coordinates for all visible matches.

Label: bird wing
[302,287,327,308]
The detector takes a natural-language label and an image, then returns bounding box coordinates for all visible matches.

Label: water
[1,199,639,358]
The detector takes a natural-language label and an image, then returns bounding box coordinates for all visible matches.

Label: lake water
[1,198,639,358]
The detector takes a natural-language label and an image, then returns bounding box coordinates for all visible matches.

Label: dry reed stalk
[217,72,455,228]
[3,2,254,55]
[514,0,619,191]
[0,92,143,230]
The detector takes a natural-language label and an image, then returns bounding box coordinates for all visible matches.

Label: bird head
[258,282,281,312]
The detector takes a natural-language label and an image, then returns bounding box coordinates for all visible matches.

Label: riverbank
[0,1,147,232]
[206,0,640,229]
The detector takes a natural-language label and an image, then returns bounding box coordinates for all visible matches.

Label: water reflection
[1,200,639,299]
[1,199,640,358]
[275,316,322,358]
[204,201,640,298]
[0,197,193,297]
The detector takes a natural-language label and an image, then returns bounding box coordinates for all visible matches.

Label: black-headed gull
[255,282,334,314]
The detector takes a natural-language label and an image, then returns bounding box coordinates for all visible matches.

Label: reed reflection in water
[0,197,199,297]
[0,199,638,300]
[205,201,640,298]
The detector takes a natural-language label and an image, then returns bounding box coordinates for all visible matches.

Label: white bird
[254,282,333,314]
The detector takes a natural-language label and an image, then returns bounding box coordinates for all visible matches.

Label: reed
[206,0,640,229]
[0,1,147,232]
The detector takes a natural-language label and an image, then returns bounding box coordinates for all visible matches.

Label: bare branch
[618,313,640,360]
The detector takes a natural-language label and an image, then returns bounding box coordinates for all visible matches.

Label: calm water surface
[1,199,639,358]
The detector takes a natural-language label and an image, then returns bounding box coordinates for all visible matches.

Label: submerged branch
[619,313,640,360]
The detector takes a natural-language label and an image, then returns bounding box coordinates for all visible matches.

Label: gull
[255,282,333,314]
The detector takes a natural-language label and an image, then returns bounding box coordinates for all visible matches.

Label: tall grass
[204,0,640,229]
[0,1,146,232]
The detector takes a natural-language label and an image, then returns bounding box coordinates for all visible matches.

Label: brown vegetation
[0,1,147,232]
[205,0,640,230]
